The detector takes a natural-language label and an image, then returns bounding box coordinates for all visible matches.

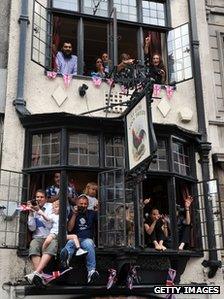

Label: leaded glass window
[142,1,165,26]
[31,132,60,167]
[52,0,79,11]
[172,140,190,175]
[149,139,168,171]
[105,136,125,168]
[68,133,99,167]
[168,23,192,83]
[113,0,137,22]
[98,169,135,248]
[83,0,108,17]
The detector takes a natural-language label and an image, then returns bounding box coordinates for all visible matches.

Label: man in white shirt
[25,189,57,286]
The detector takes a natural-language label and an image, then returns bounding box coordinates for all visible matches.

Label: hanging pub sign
[125,95,157,172]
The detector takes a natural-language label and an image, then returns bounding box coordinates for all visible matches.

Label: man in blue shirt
[60,194,99,284]
[56,41,77,75]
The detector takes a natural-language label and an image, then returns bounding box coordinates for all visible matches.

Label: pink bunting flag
[63,74,72,87]
[153,84,161,97]
[92,76,102,87]
[137,82,143,92]
[52,271,61,278]
[166,85,174,99]
[121,85,128,95]
[47,71,57,79]
[16,204,31,212]
[106,78,114,87]
[166,268,176,299]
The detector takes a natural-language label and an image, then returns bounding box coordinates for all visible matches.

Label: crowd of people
[24,172,193,286]
[54,33,167,84]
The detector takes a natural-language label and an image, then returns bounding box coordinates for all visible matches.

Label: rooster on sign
[132,128,147,161]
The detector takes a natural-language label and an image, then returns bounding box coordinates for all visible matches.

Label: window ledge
[95,248,203,257]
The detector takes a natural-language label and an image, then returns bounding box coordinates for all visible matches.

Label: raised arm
[37,209,51,222]
[117,58,135,72]
[184,195,193,225]
[144,35,151,55]
[144,219,157,235]
[67,206,78,232]
[27,201,37,231]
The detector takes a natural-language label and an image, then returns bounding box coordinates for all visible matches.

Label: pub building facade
[0,0,223,298]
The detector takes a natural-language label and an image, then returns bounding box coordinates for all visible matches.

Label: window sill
[95,247,203,257]
[17,247,203,258]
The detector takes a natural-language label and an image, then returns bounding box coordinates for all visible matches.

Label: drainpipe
[13,0,30,117]
[188,0,221,278]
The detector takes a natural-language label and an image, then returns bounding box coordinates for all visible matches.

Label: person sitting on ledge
[144,207,168,251]
[177,188,193,250]
[60,194,99,284]
[37,200,87,258]
[25,190,56,286]
[56,41,77,75]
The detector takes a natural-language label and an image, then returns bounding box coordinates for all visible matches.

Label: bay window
[18,116,203,256]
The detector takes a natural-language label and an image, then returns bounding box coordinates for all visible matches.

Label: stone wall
[0,0,10,68]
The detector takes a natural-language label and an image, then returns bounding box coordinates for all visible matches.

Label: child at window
[84,182,98,211]
[37,200,87,256]
[144,208,167,251]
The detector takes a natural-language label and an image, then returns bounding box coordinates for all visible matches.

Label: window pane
[32,1,52,70]
[172,140,191,176]
[149,139,168,171]
[53,0,78,11]
[98,169,135,248]
[168,24,192,83]
[83,0,108,17]
[31,132,60,167]
[68,133,99,167]
[114,0,137,22]
[105,136,125,168]
[142,1,166,26]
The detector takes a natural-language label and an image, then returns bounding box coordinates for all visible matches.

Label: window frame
[20,120,202,256]
[167,22,193,84]
[32,0,173,77]
[25,127,125,172]
[217,31,224,100]
[31,1,195,85]
[30,131,61,168]
[145,133,199,252]
[68,131,100,168]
